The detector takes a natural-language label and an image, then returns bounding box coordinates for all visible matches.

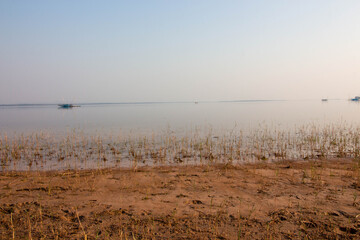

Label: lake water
[2,99,360,170]
[1,100,360,137]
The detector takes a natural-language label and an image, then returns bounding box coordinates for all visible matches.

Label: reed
[1,123,360,171]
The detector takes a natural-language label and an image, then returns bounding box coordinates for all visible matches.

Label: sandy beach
[1,158,359,239]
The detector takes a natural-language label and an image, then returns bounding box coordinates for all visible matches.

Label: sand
[1,159,360,239]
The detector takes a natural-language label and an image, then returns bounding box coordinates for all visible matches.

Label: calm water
[2,99,360,170]
[1,100,360,136]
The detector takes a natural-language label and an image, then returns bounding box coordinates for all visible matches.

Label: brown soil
[1,159,360,239]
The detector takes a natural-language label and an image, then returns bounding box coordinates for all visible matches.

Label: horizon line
[0,98,348,107]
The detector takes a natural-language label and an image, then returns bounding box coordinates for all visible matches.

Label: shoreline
[1,158,359,239]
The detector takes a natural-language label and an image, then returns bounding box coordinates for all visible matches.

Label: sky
[1,0,360,104]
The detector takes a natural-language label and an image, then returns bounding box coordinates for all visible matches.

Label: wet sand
[1,159,360,239]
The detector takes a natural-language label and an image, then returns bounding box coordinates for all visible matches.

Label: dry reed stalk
[75,208,87,240]
[10,212,15,240]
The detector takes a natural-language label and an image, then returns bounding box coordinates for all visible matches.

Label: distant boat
[321,99,328,102]
[350,96,360,101]
[58,104,80,109]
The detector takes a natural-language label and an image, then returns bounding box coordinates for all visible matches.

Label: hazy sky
[1,1,360,104]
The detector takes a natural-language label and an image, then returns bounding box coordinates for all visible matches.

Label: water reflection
[0,100,359,136]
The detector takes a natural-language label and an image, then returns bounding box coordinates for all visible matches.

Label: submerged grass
[1,123,360,171]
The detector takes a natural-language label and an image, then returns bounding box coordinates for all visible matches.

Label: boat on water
[350,96,360,101]
[58,104,80,109]
[321,99,328,102]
